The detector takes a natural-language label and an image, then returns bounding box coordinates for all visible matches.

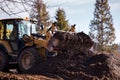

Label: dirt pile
[29,49,120,80]
[29,31,120,80]
[1,50,119,80]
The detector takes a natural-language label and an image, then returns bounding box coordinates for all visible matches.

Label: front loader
[0,18,94,73]
[0,18,57,72]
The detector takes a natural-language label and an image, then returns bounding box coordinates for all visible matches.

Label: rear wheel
[18,47,41,73]
[0,50,9,72]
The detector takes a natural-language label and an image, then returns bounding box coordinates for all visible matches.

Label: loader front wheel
[18,47,41,73]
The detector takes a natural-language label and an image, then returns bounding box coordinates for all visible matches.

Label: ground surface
[0,71,63,80]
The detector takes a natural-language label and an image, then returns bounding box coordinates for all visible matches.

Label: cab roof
[0,18,24,21]
[0,18,37,23]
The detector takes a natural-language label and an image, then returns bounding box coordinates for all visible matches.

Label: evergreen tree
[55,8,70,31]
[30,0,50,27]
[89,0,115,52]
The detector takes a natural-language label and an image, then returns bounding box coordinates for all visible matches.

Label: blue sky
[0,0,120,43]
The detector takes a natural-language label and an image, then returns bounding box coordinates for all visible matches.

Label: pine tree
[89,0,116,52]
[55,8,70,31]
[30,0,50,27]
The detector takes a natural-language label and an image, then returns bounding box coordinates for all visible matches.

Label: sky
[0,0,120,43]
[44,0,120,43]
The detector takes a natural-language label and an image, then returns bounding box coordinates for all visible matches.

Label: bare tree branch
[0,7,10,15]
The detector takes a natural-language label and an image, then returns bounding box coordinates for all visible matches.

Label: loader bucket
[47,31,94,52]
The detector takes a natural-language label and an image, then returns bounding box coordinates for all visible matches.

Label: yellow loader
[0,18,93,73]
[0,18,57,73]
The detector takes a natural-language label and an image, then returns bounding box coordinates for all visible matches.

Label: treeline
[29,0,70,31]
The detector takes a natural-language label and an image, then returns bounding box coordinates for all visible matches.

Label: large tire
[0,50,9,72]
[18,47,41,73]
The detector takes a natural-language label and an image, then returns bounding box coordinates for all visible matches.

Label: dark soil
[28,49,120,80]
[0,31,120,80]
[1,50,119,80]
[37,31,120,80]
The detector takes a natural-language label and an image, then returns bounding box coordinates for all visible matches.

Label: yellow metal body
[22,22,57,58]
[0,41,12,53]
[34,38,47,58]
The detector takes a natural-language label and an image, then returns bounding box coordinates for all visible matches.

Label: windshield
[18,20,37,38]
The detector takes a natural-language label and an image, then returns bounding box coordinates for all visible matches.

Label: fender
[0,41,12,53]
[17,45,46,59]
[18,46,35,58]
[0,44,8,55]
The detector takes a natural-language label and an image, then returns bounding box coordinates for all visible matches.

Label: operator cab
[0,18,37,52]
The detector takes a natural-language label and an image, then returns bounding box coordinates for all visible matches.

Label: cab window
[6,22,18,40]
[18,22,28,38]
[6,24,14,39]
[18,20,37,38]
